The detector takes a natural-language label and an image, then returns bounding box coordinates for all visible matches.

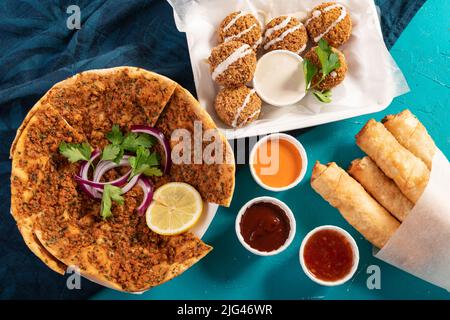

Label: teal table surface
[94,0,450,300]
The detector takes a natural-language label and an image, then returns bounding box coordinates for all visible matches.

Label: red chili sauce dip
[240,202,290,252]
[303,229,354,281]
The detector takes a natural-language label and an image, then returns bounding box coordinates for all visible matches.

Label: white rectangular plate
[169,0,409,139]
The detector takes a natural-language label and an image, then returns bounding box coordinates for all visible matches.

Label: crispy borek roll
[382,109,436,170]
[348,156,413,222]
[311,161,400,249]
[356,119,430,203]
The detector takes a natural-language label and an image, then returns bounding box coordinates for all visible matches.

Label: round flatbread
[10,67,235,292]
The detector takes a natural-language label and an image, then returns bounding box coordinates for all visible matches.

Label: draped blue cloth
[0,0,425,299]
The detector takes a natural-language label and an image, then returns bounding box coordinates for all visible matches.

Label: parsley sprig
[100,184,124,219]
[303,39,341,103]
[128,146,162,180]
[102,124,155,163]
[59,142,92,163]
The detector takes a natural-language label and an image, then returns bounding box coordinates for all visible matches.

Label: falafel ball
[209,41,257,88]
[262,16,308,54]
[305,2,352,48]
[218,11,263,50]
[304,46,347,91]
[215,86,261,128]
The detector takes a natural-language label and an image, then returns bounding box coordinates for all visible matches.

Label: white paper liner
[376,149,450,291]
[168,0,410,139]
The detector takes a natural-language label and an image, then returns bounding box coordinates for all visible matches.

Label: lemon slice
[146,182,203,235]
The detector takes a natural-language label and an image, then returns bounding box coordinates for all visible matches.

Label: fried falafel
[208,41,257,88]
[218,11,263,50]
[305,2,352,48]
[215,86,261,128]
[304,45,347,90]
[263,16,308,54]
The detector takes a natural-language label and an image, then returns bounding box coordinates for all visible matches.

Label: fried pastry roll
[383,109,436,170]
[348,156,413,221]
[311,161,400,249]
[356,119,430,203]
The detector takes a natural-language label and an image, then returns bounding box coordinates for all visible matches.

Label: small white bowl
[249,133,308,192]
[299,225,359,286]
[235,196,296,256]
[253,49,306,107]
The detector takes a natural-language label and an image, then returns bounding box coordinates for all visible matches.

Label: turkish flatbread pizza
[10,67,235,292]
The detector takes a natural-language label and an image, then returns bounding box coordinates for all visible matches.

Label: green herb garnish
[102,124,124,162]
[303,38,340,103]
[303,59,318,91]
[128,146,162,180]
[121,132,154,152]
[101,144,121,162]
[102,125,155,163]
[59,142,92,163]
[100,184,124,219]
[316,39,340,78]
[313,90,332,103]
[106,124,124,145]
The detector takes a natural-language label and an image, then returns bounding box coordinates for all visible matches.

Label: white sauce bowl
[253,50,306,107]
[235,196,296,256]
[249,133,308,192]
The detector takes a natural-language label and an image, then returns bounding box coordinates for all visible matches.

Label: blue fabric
[377,0,427,50]
[0,0,425,299]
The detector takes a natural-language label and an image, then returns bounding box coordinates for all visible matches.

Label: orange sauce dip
[253,138,302,188]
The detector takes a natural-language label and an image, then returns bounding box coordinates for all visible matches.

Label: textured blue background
[1,0,448,299]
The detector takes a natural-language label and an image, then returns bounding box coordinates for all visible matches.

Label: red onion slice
[78,180,101,199]
[79,149,101,177]
[74,171,131,190]
[78,149,101,198]
[137,177,154,215]
[130,125,171,174]
[77,151,132,197]
[121,174,141,194]
[93,156,131,183]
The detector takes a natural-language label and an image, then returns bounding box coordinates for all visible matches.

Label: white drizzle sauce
[296,43,307,54]
[252,37,262,50]
[304,4,347,43]
[240,108,260,127]
[212,44,253,81]
[223,11,246,31]
[305,10,321,26]
[232,89,256,128]
[264,16,292,39]
[263,23,303,50]
[224,23,257,42]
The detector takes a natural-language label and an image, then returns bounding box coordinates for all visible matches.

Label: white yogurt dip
[253,50,306,107]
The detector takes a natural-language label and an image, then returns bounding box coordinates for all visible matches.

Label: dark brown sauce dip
[240,202,291,252]
[303,229,354,281]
